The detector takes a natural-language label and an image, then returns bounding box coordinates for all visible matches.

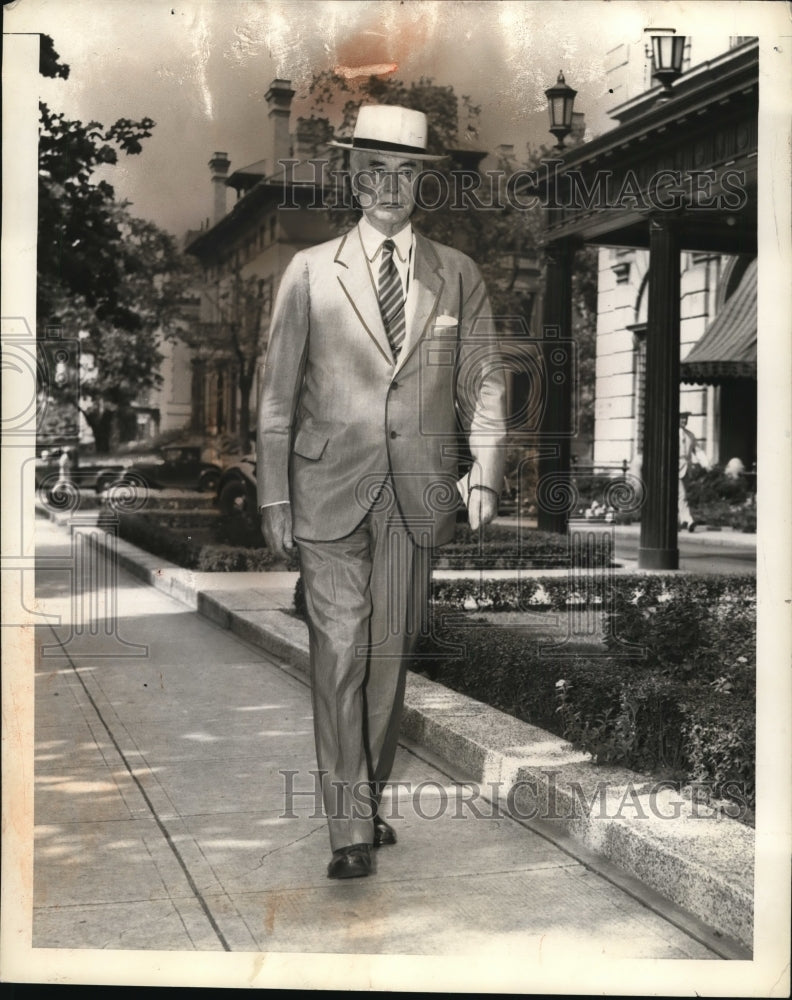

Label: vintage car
[110,445,222,493]
[35,448,129,495]
[215,453,257,523]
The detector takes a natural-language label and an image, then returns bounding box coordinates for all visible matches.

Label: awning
[681,258,757,383]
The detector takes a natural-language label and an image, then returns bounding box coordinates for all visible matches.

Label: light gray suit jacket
[257,224,507,546]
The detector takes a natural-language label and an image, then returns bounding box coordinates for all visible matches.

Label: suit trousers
[678,476,693,526]
[296,490,431,851]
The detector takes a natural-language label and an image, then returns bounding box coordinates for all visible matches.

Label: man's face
[350,150,420,233]
[679,415,689,428]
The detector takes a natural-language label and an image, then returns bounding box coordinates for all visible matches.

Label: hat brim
[328,139,446,162]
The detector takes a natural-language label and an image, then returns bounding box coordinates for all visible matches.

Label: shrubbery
[686,465,757,532]
[309,572,757,814]
[430,574,613,611]
[111,510,299,571]
[407,573,756,811]
[109,510,590,574]
[110,511,200,568]
[686,465,751,506]
[692,495,756,533]
[436,524,616,568]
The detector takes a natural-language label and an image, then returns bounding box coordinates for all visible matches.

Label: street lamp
[545,71,577,150]
[647,28,686,95]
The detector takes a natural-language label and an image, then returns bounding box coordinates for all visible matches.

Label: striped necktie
[377,239,406,358]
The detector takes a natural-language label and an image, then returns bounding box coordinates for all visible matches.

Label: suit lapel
[335,229,393,364]
[396,233,445,373]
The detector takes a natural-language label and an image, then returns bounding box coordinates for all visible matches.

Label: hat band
[351,136,428,155]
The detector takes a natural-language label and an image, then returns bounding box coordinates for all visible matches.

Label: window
[628,323,647,455]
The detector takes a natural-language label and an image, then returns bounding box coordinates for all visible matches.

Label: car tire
[198,470,221,494]
[218,479,256,520]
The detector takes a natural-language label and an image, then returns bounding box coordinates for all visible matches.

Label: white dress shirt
[357,216,414,299]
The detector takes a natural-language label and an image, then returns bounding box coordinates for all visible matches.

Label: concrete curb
[79,522,753,955]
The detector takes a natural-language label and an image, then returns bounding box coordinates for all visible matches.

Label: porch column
[639,215,680,569]
[538,239,575,534]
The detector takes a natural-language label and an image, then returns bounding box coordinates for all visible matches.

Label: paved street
[496,517,756,575]
[597,523,755,574]
[31,517,721,961]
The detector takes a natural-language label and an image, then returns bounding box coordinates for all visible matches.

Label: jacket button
[391,380,399,390]
[390,430,399,439]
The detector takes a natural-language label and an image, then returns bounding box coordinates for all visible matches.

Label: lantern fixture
[648,28,686,95]
[545,71,577,150]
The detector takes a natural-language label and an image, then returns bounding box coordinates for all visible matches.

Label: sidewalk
[32,516,733,964]
[496,514,758,548]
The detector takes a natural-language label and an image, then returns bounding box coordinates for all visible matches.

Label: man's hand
[468,486,499,532]
[260,503,294,561]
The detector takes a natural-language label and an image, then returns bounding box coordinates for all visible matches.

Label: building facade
[592,36,757,473]
[182,81,339,456]
[537,34,757,565]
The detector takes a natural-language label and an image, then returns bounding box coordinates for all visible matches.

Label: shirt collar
[358,216,413,264]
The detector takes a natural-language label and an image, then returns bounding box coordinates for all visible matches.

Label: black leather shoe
[373,815,397,847]
[327,843,372,879]
[688,521,697,533]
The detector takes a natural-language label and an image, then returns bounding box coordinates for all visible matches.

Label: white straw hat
[329,104,445,161]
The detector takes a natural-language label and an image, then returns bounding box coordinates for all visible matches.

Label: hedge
[109,511,300,572]
[685,466,757,532]
[424,575,755,812]
[106,510,593,574]
[293,572,618,620]
[435,524,617,568]
[295,572,756,813]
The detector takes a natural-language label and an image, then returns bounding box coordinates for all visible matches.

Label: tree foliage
[37,34,191,453]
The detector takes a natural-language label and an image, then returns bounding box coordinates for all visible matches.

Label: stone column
[537,239,575,534]
[639,215,681,569]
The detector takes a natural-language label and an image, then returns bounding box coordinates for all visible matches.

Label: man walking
[678,411,710,531]
[257,104,506,879]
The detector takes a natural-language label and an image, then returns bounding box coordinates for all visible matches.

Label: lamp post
[647,28,686,95]
[545,71,577,150]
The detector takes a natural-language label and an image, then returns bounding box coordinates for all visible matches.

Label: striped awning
[681,259,757,383]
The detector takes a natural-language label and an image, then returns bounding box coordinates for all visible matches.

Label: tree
[47,210,194,452]
[186,268,269,455]
[37,35,192,452]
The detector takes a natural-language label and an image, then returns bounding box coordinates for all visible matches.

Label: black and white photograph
[2,0,790,993]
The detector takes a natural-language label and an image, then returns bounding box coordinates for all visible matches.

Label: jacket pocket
[293,425,329,460]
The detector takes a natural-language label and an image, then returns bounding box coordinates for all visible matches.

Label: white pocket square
[434,314,458,327]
